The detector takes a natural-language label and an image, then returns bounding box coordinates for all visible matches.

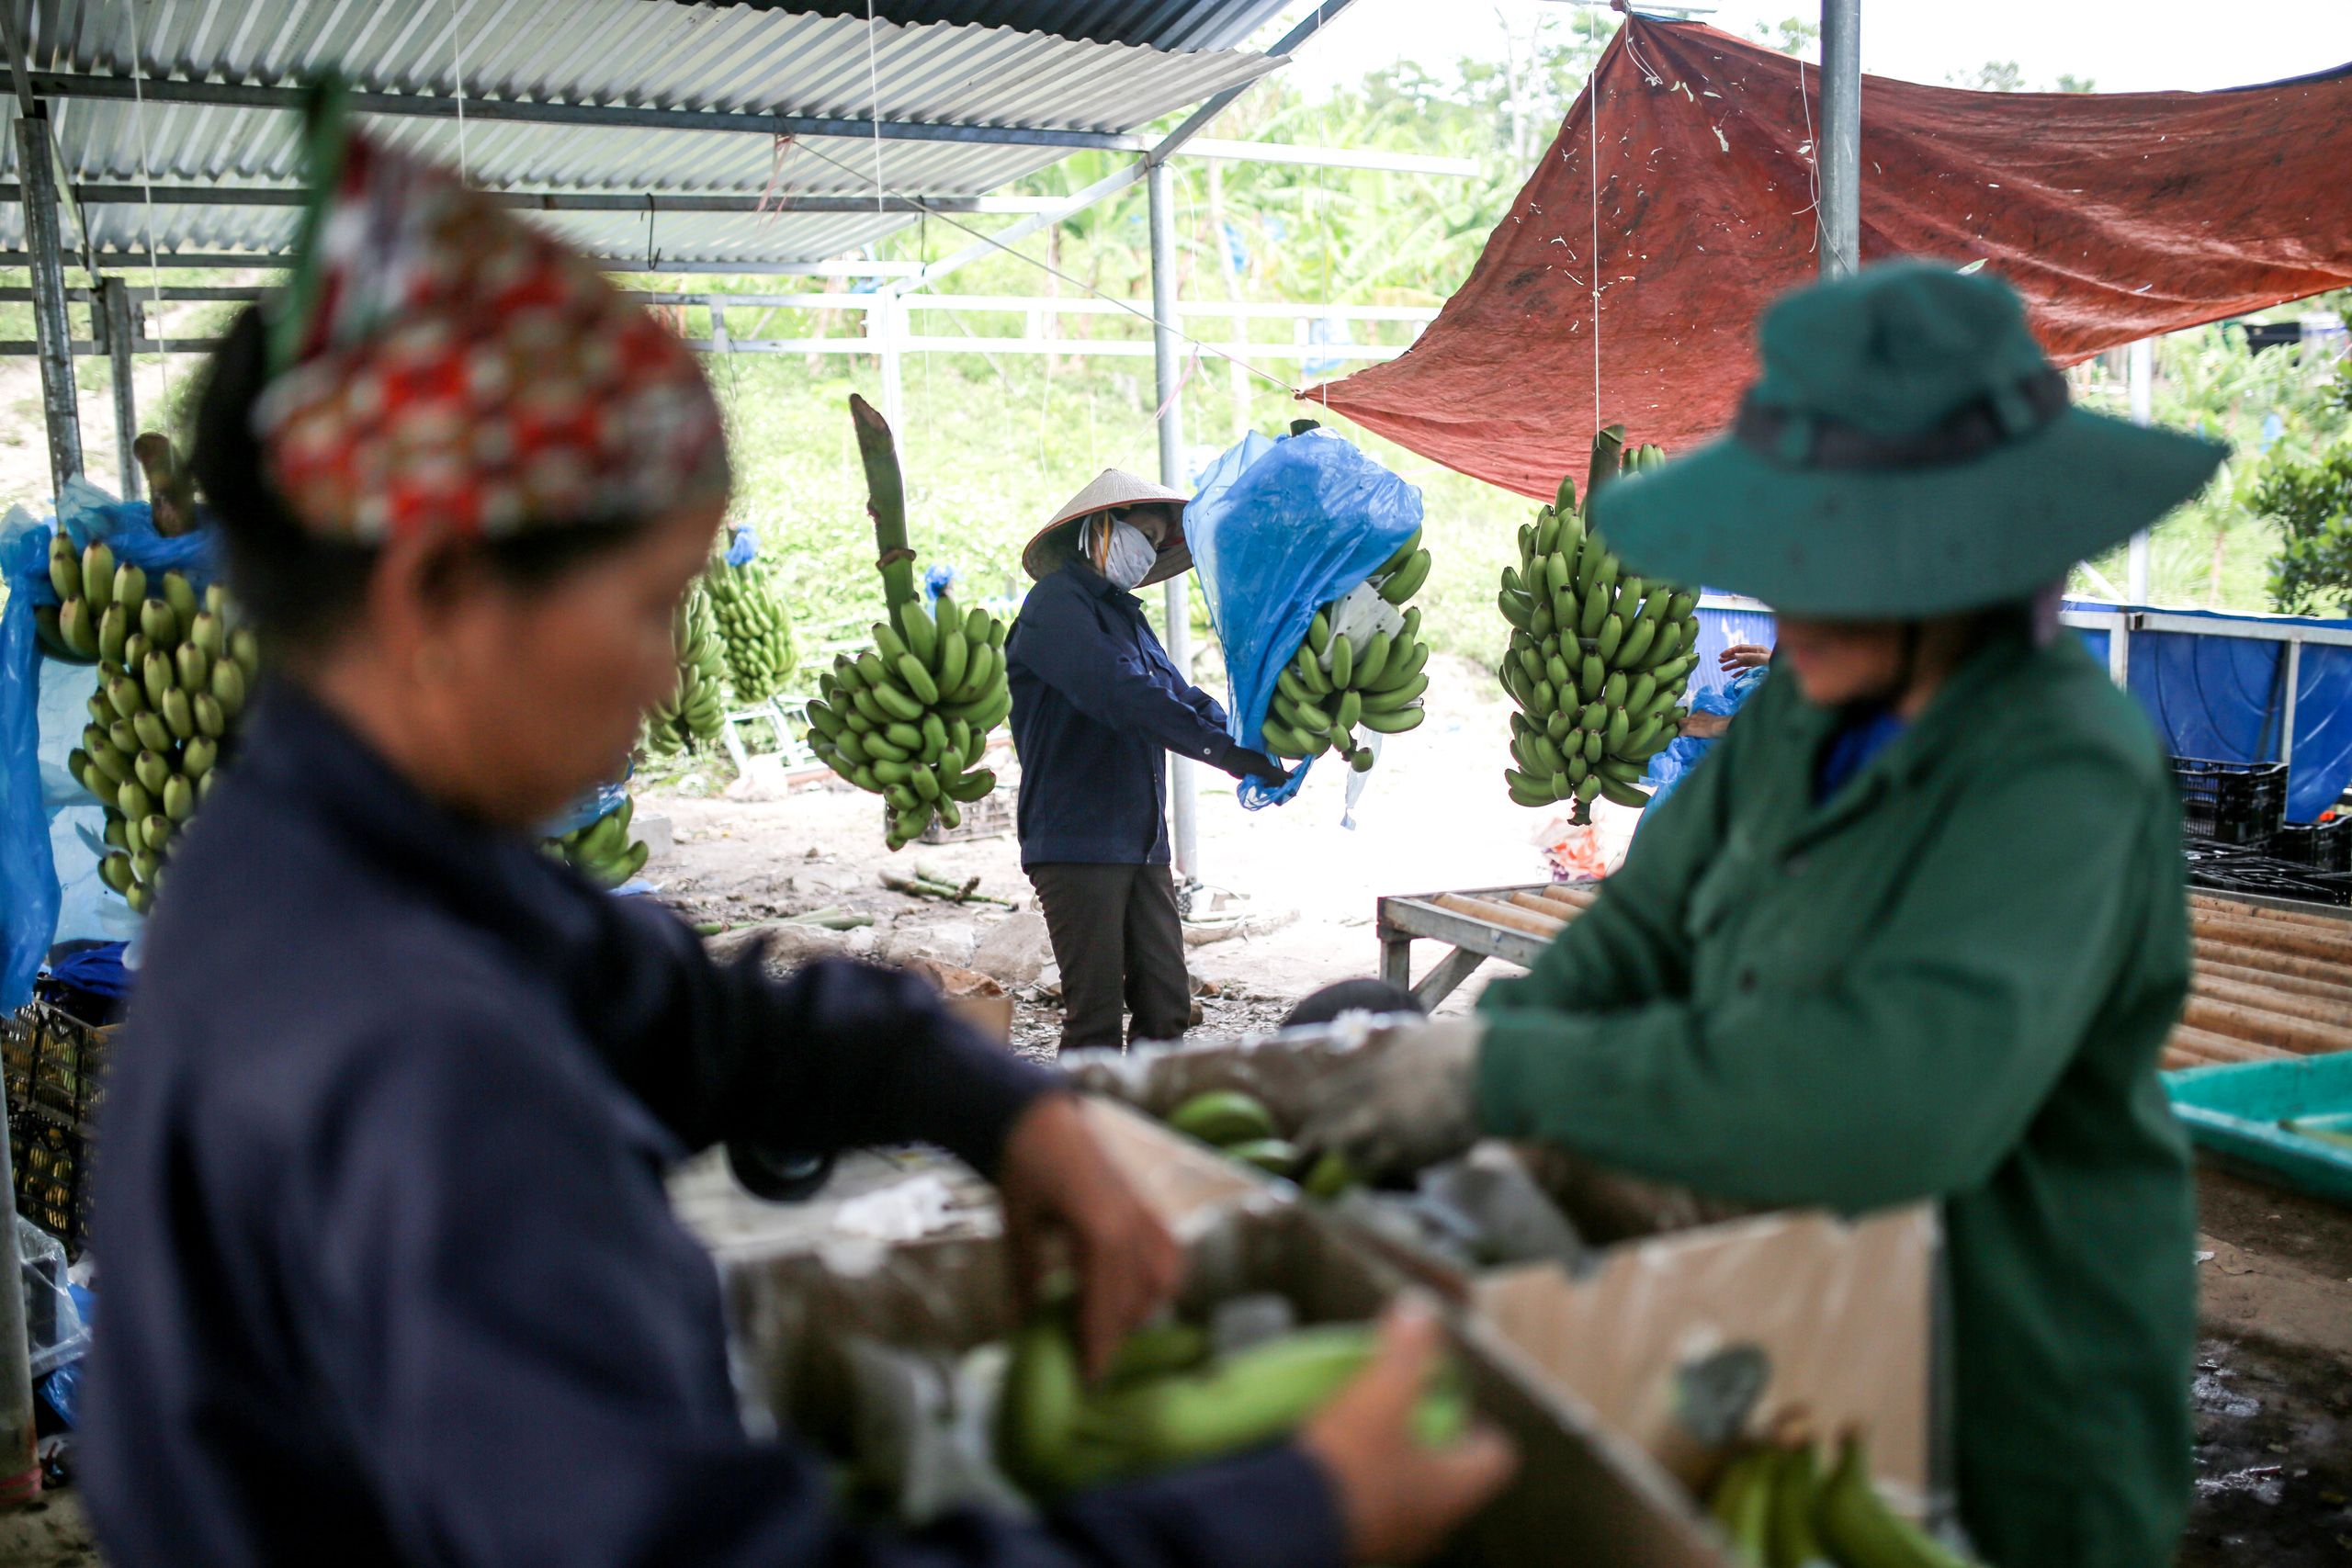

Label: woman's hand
[1299,1297,1519,1563]
[1678,710,1733,740]
[1718,641,1772,671]
[996,1093,1184,1380]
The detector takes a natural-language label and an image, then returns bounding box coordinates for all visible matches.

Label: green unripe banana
[183,735,218,778]
[210,656,248,718]
[134,710,173,755]
[896,599,937,666]
[194,693,226,739]
[1358,705,1423,735]
[115,562,148,615]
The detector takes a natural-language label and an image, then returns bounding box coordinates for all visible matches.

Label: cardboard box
[722,1112,1736,1568]
[1061,1031,1945,1519]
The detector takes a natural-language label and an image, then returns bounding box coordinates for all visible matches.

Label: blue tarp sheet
[2065,600,2352,824]
[1684,599,2352,823]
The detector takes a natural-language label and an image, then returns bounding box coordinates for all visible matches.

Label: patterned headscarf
[255,90,728,541]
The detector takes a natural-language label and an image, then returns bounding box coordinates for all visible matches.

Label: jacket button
[1737,968,1758,991]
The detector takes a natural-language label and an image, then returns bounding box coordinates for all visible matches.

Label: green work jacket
[1477,627,2194,1568]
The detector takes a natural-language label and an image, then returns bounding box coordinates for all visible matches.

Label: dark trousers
[1026,863,1191,1053]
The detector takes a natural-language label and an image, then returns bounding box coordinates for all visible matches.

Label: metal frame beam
[1147,155,1196,881]
[0,183,1078,215]
[13,107,81,491]
[26,71,1154,153]
[1816,0,1860,277]
[96,274,138,499]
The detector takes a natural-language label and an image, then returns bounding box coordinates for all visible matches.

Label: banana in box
[719,1099,1738,1566]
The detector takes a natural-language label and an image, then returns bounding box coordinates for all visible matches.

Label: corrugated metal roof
[717,2,1295,53]
[4,0,1280,265]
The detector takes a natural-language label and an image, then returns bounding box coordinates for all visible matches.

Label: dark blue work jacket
[79,684,1341,1568]
[1005,561,1231,865]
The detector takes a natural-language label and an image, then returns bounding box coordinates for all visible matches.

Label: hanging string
[447,0,470,184]
[1796,54,1822,258]
[865,1,886,216]
[1589,37,1601,444]
[126,0,168,427]
[790,136,1306,399]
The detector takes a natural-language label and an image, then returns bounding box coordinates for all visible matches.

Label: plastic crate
[2171,756,2288,848]
[2184,853,2352,907]
[2,1002,112,1257]
[2269,814,2352,874]
[2164,1052,2352,1204]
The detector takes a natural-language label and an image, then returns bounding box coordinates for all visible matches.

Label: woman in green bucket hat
[1302,262,2225,1568]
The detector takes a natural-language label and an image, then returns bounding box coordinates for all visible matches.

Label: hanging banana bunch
[801,396,1011,852]
[705,554,800,705]
[1498,426,1702,823]
[644,583,729,755]
[1257,528,1433,772]
[56,550,257,917]
[544,794,650,889]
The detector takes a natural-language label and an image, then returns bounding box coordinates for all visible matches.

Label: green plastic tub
[2163,1052,2352,1205]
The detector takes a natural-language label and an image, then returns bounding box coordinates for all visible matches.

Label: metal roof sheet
[712,1,1295,52]
[6,0,1280,265]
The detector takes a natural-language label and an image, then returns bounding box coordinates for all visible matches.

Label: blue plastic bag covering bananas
[0,479,236,1009]
[1183,429,1423,809]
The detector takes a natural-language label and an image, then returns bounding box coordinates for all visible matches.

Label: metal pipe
[99,276,140,501]
[2127,338,2154,603]
[16,108,84,495]
[1817,0,1860,278]
[1148,157,1198,885]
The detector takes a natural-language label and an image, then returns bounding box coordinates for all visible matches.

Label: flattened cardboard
[1476,1204,1940,1516]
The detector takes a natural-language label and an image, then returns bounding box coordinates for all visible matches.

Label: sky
[1280,0,2352,97]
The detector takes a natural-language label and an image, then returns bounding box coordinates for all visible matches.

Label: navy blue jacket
[80,685,1343,1568]
[1005,562,1231,865]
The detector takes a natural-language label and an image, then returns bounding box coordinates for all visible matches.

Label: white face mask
[1100,519,1158,590]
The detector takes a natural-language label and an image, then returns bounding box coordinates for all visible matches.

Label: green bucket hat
[1587,262,2227,617]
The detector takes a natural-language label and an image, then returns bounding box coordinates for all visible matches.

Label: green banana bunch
[1498,425,1701,825]
[1258,526,1434,773]
[1706,1430,1976,1568]
[543,794,650,889]
[643,585,729,755]
[802,397,1012,852]
[997,1304,1468,1498]
[69,574,256,917]
[704,554,800,705]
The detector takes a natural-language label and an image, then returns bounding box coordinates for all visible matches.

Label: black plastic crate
[2269,815,2352,874]
[2184,853,2352,908]
[3,1002,112,1258]
[2171,756,2289,848]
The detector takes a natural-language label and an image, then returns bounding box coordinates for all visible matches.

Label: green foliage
[2259,360,2352,615]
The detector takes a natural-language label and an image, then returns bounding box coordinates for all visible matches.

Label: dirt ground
[5,652,2349,1562]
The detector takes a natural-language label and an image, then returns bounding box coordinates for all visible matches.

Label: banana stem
[849,394,918,613]
[1585,423,1628,511]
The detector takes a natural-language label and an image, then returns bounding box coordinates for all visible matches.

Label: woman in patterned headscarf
[77,93,1505,1568]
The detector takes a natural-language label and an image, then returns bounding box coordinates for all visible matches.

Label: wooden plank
[2193,938,2352,988]
[2190,911,2352,965]
[2168,1024,2294,1065]
[2191,893,2352,930]
[1377,897,1549,969]
[2194,971,2352,1030]
[1438,893,1564,939]
[1510,891,1585,921]
[2195,957,2352,1007]
[1412,946,1490,1010]
[2181,995,2352,1056]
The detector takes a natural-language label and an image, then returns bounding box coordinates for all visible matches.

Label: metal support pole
[1817,0,1860,278]
[0,1104,36,1508]
[16,107,84,494]
[2281,635,2301,767]
[1148,158,1198,884]
[2126,338,2154,604]
[99,276,141,501]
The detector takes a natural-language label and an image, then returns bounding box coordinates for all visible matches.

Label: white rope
[126,0,167,430]
[447,0,470,184]
[1589,37,1600,443]
[865,1,885,215]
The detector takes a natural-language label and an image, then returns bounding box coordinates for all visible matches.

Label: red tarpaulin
[1311,18,2352,500]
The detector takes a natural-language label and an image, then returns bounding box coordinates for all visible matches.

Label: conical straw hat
[1022,468,1194,587]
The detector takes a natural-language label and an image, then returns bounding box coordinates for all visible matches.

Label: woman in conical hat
[79,95,1507,1568]
[1304,262,2224,1568]
[1006,468,1288,1053]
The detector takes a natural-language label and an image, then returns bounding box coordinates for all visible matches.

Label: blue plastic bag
[1641,665,1768,816]
[725,522,760,568]
[0,482,223,1009]
[1184,429,1423,808]
[537,773,634,840]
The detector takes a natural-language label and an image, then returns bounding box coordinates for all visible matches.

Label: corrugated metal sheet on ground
[3,0,1279,264]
